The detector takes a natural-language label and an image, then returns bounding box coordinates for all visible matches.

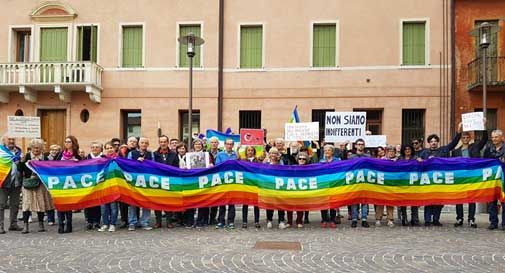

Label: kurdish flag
[205,129,240,150]
[29,157,505,212]
[0,145,14,188]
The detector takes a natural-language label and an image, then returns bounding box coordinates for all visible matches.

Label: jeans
[101,203,118,226]
[46,209,55,223]
[424,205,443,223]
[196,207,210,226]
[456,203,476,221]
[0,187,21,227]
[128,206,150,227]
[242,205,260,224]
[488,201,505,227]
[400,206,419,223]
[57,211,72,226]
[266,210,285,223]
[351,204,369,221]
[218,205,236,225]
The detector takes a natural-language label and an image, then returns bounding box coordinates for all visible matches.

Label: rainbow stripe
[29,157,505,211]
[0,146,13,188]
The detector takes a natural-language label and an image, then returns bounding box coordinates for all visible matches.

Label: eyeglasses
[64,140,72,143]
[356,143,364,146]
[113,143,120,146]
[298,158,307,161]
[412,142,419,145]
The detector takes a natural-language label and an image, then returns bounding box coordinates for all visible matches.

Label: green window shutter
[77,27,83,61]
[402,22,425,65]
[240,26,262,68]
[91,26,98,62]
[312,24,336,67]
[179,25,201,67]
[40,28,68,62]
[122,26,143,68]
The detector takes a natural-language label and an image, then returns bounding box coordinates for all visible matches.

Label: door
[39,109,66,151]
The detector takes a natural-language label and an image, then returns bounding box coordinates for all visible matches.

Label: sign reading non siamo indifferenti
[7,116,41,138]
[324,112,366,142]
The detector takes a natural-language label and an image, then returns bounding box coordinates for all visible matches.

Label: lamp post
[178,33,205,149]
[470,22,501,119]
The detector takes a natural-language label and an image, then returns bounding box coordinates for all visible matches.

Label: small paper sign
[462,112,485,131]
[284,122,319,141]
[186,151,210,169]
[7,116,41,138]
[240,129,264,146]
[364,135,387,148]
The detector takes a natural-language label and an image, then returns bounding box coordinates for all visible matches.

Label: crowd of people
[0,122,504,235]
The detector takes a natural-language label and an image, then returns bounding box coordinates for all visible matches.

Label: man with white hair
[0,136,23,233]
[484,129,505,230]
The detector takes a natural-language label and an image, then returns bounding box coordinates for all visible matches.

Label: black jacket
[420,133,461,159]
[153,148,179,167]
[451,131,488,158]
[19,153,48,179]
[483,142,505,162]
[128,149,154,161]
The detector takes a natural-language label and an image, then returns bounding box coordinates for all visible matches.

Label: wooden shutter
[240,26,263,68]
[122,26,143,67]
[179,25,201,67]
[313,24,336,67]
[402,22,425,65]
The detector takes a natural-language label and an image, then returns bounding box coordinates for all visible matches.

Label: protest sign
[462,112,485,131]
[240,129,264,145]
[186,151,210,169]
[324,112,366,142]
[7,116,41,138]
[284,122,319,141]
[364,135,387,148]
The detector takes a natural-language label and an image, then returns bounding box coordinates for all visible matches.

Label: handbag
[22,177,40,189]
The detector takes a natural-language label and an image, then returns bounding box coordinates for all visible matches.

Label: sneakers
[329,222,336,229]
[215,223,225,229]
[227,223,235,229]
[387,220,394,227]
[242,223,248,229]
[108,225,116,232]
[254,223,261,229]
[48,222,55,226]
[375,220,381,226]
[98,225,108,232]
[142,225,153,230]
[488,224,498,230]
[362,221,370,228]
[351,221,357,228]
[267,221,273,229]
[321,222,328,228]
[469,220,477,228]
[432,221,443,227]
[297,224,303,229]
[278,222,286,229]
[128,225,136,231]
[454,219,463,227]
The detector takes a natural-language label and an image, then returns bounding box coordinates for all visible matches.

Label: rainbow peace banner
[0,146,14,188]
[28,157,504,211]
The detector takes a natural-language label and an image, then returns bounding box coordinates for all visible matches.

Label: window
[121,110,141,140]
[240,25,262,68]
[14,29,31,62]
[122,26,143,68]
[402,109,425,145]
[40,27,67,62]
[179,110,200,144]
[475,20,499,82]
[239,111,261,129]
[312,24,336,67]
[179,25,201,67]
[312,109,334,142]
[77,25,97,62]
[402,21,426,65]
[474,108,497,143]
[354,109,383,135]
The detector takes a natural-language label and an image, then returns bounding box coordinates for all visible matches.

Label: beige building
[0,0,451,150]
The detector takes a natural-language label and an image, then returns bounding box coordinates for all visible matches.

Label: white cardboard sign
[364,135,387,148]
[324,112,366,142]
[7,116,41,138]
[462,112,485,131]
[284,122,319,141]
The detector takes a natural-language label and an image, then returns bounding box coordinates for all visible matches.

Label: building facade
[455,0,505,134]
[0,0,451,150]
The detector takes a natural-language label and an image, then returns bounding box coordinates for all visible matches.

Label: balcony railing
[0,62,103,103]
[467,56,505,91]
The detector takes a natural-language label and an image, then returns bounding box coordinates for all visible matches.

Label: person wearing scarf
[0,136,23,234]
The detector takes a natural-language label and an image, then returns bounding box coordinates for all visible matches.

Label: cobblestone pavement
[0,209,504,273]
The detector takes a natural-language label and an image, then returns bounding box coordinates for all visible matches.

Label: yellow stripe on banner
[259,180,503,198]
[183,184,259,196]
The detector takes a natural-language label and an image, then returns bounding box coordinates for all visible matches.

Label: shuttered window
[122,26,143,68]
[240,26,262,69]
[77,26,98,62]
[402,109,425,145]
[179,25,201,67]
[40,28,67,62]
[313,24,336,67]
[239,111,262,129]
[312,109,334,142]
[402,22,426,65]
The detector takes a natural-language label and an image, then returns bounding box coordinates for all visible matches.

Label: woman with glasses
[319,144,340,228]
[55,136,82,233]
[241,146,261,229]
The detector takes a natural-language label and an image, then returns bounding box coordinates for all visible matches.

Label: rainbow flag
[29,157,505,211]
[288,105,313,155]
[0,145,14,188]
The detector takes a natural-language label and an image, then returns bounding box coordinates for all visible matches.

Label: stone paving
[0,209,504,273]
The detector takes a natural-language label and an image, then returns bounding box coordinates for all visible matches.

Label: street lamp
[178,33,205,149]
[470,22,501,119]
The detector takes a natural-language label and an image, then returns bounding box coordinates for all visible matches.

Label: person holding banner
[377,146,398,227]
[215,139,238,229]
[265,147,287,229]
[55,136,82,233]
[399,144,421,226]
[45,144,61,226]
[19,139,55,234]
[241,146,261,229]
[0,137,23,234]
[97,142,119,232]
[294,151,310,228]
[452,128,488,229]
[84,142,104,230]
[420,123,462,227]
[484,129,505,230]
[319,144,340,228]
[207,137,220,225]
[127,137,154,231]
[193,139,213,228]
[153,135,179,229]
[348,139,371,228]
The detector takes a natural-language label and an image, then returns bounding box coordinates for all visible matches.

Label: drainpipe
[217,0,224,131]
[450,0,456,135]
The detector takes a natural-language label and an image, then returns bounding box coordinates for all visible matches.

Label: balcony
[0,62,103,103]
[467,57,505,91]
